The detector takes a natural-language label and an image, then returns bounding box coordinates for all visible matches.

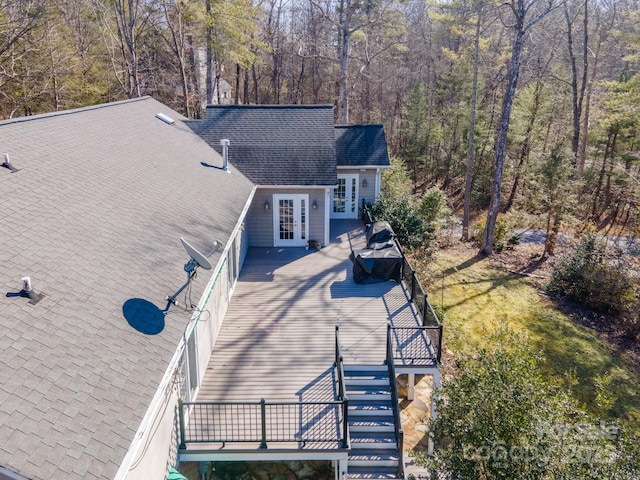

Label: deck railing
[397,243,443,363]
[335,325,349,448]
[389,326,441,366]
[362,200,443,364]
[386,324,406,479]
[179,399,347,449]
[178,328,351,450]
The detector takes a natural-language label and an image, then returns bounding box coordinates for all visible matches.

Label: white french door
[332,174,359,219]
[273,194,309,247]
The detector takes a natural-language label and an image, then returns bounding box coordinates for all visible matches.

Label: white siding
[246,188,328,247]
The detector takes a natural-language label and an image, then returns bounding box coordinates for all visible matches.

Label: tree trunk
[578,2,616,179]
[206,0,214,105]
[504,78,543,213]
[252,64,259,103]
[337,0,352,124]
[481,11,526,255]
[590,129,618,222]
[243,68,249,104]
[462,8,482,242]
[235,63,241,104]
[161,0,190,117]
[544,207,562,256]
[564,1,587,162]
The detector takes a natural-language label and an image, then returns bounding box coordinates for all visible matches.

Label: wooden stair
[344,365,402,479]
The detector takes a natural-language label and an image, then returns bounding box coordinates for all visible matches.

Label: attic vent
[1,153,19,173]
[156,113,175,125]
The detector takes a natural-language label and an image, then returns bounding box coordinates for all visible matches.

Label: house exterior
[0,97,257,480]
[188,105,389,248]
[0,98,403,480]
[334,124,390,220]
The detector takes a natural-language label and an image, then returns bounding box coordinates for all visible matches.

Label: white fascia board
[180,450,349,462]
[337,165,390,170]
[256,184,331,190]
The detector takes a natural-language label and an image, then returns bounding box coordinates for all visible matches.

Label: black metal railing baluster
[260,399,267,448]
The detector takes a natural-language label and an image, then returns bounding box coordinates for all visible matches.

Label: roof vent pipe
[20,276,42,304]
[2,153,19,173]
[220,139,230,172]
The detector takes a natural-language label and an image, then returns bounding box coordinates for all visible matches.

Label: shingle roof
[335,124,390,167]
[188,105,337,186]
[0,98,254,480]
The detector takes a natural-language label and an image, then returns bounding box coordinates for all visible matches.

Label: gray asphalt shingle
[335,124,390,167]
[0,97,255,480]
[188,105,337,186]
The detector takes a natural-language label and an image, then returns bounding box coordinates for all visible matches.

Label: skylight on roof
[156,113,175,125]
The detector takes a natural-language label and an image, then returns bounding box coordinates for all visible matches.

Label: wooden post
[407,373,415,401]
[428,370,441,456]
[336,458,348,479]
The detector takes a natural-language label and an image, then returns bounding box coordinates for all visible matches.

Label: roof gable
[335,124,390,167]
[188,105,337,186]
[0,97,254,480]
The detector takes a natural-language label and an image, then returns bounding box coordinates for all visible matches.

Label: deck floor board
[198,220,426,404]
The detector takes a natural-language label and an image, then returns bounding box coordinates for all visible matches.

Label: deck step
[350,432,398,449]
[347,465,400,479]
[344,364,388,373]
[348,450,399,466]
[346,378,390,386]
[347,388,391,398]
[344,364,400,479]
[348,402,393,416]
[349,416,395,431]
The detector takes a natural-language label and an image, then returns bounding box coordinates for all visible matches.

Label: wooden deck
[197,220,425,405]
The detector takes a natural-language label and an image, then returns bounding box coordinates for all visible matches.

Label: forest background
[1,0,639,248]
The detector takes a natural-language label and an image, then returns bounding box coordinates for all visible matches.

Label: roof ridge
[335,124,384,128]
[204,104,333,110]
[0,97,153,126]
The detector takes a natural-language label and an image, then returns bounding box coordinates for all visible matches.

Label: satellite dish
[166,237,221,309]
[180,238,212,270]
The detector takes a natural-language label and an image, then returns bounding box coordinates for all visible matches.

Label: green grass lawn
[421,248,640,431]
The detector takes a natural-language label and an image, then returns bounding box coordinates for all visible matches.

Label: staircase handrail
[387,323,406,479]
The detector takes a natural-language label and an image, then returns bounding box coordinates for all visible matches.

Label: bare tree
[462,0,485,241]
[158,0,202,117]
[480,0,561,256]
[564,0,588,163]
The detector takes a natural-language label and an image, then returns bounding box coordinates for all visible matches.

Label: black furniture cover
[365,221,395,248]
[352,220,403,283]
[352,243,403,284]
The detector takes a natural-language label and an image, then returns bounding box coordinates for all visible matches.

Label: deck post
[428,370,441,456]
[336,458,348,480]
[342,398,349,448]
[407,373,415,401]
[178,399,186,450]
[260,398,267,449]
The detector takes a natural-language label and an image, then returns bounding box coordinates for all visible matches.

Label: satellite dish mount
[165,238,214,309]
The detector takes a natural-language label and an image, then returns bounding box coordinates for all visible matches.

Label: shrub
[370,194,434,249]
[419,187,448,223]
[547,234,638,316]
[380,156,413,198]
[416,330,640,480]
[471,215,512,253]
